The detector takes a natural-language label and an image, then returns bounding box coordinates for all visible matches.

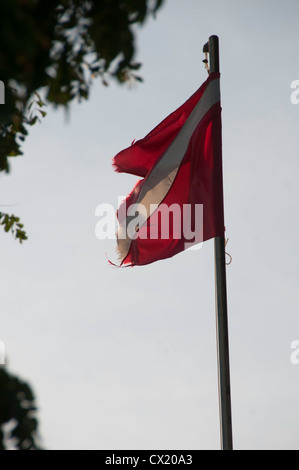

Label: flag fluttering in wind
[112,72,224,267]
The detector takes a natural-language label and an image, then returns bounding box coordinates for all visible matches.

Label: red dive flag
[112,72,224,267]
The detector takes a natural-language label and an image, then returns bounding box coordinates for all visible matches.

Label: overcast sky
[1,0,299,450]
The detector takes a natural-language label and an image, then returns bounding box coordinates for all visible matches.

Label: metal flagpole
[203,35,233,451]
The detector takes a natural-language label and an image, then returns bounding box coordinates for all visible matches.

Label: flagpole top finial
[203,41,209,53]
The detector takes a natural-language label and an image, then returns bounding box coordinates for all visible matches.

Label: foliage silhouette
[0,0,164,240]
[0,212,28,243]
[0,0,164,173]
[0,366,41,450]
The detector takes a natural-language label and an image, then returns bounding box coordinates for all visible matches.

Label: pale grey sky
[1,0,299,450]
